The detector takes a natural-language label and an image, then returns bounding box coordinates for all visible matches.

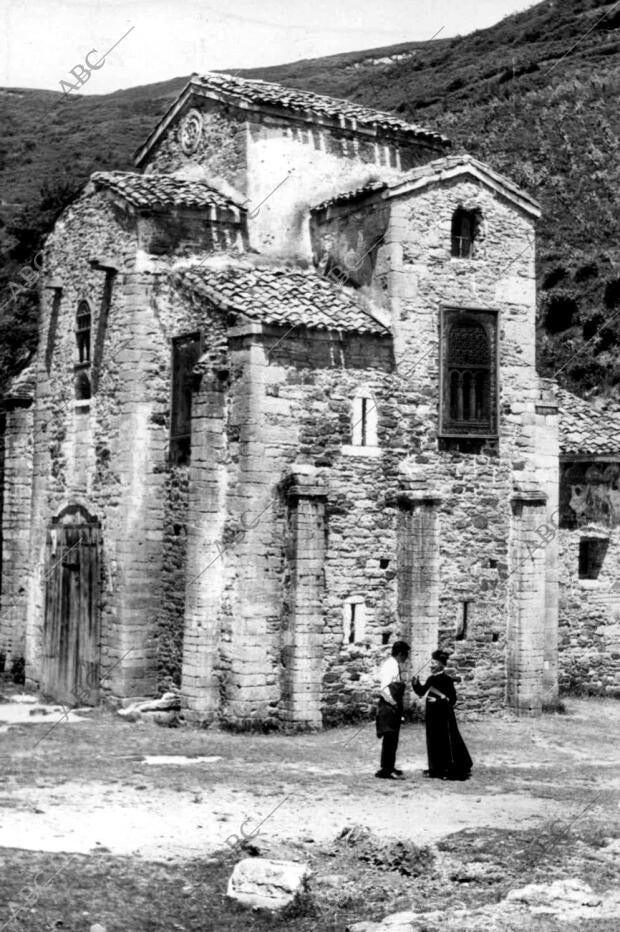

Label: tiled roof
[91,172,243,215]
[190,73,449,146]
[557,389,620,456]
[312,154,541,217]
[311,180,388,212]
[174,264,389,335]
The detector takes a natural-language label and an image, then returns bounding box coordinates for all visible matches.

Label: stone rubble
[226,857,311,910]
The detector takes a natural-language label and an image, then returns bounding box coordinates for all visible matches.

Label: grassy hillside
[0,0,618,398]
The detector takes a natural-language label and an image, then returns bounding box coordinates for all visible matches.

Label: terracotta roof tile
[191,72,449,146]
[312,153,541,215]
[91,172,243,214]
[175,264,389,335]
[557,388,620,456]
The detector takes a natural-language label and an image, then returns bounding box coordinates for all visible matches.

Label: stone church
[1,73,618,727]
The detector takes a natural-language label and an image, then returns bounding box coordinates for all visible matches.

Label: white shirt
[379,656,402,703]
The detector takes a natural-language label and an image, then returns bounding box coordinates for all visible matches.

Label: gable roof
[174,263,389,336]
[557,388,620,457]
[135,72,449,168]
[311,154,541,219]
[90,172,244,219]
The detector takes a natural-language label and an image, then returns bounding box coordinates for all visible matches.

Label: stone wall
[141,97,443,262]
[176,174,559,725]
[557,458,620,696]
[557,529,620,697]
[24,189,236,700]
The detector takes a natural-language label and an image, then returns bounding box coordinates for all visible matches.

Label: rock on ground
[347,877,620,931]
[227,857,311,910]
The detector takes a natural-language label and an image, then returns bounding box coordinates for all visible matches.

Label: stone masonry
[1,72,618,725]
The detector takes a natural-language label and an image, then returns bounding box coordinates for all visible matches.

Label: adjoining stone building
[1,73,618,726]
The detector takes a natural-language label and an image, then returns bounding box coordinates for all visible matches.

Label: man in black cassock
[412,648,472,780]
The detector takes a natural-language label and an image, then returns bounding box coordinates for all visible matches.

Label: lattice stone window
[343,598,366,645]
[170,332,202,466]
[440,308,498,439]
[451,207,481,259]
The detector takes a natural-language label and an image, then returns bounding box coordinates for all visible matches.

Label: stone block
[227,858,310,910]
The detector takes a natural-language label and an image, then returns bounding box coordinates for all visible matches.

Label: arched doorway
[41,505,101,705]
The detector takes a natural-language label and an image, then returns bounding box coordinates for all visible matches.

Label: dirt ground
[0,686,618,931]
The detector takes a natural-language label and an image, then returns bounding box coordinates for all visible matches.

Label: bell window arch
[451,207,481,259]
[440,308,498,438]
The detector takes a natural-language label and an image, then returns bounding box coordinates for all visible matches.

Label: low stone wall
[558,529,620,697]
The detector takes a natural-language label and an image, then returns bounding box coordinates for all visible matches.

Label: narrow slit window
[360,398,368,446]
[456,601,471,641]
[343,599,366,645]
[351,390,378,447]
[348,603,356,644]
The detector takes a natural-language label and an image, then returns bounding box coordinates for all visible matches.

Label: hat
[432,649,450,666]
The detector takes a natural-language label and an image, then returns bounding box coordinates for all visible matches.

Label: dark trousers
[380,728,400,774]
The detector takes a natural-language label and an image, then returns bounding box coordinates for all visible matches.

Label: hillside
[0,0,618,398]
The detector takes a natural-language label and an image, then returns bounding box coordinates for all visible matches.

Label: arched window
[76,301,91,364]
[451,207,481,259]
[440,308,498,438]
[170,332,202,465]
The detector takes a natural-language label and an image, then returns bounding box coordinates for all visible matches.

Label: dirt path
[1,696,618,861]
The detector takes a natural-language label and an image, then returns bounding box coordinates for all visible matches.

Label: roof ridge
[90,171,244,213]
[190,71,449,143]
[311,152,541,216]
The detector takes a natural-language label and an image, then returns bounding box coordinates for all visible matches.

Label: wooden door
[41,508,101,705]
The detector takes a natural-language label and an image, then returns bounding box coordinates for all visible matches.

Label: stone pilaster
[224,324,282,723]
[281,465,326,727]
[107,273,164,697]
[0,400,34,665]
[395,476,442,679]
[507,483,548,714]
[181,366,228,722]
[534,385,560,705]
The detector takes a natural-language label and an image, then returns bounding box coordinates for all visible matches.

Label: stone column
[181,367,228,722]
[507,484,548,714]
[281,465,326,728]
[396,479,442,680]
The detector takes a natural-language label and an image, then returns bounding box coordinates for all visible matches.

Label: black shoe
[391,769,404,777]
[375,770,396,779]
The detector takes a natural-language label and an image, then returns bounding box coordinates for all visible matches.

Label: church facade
[1,73,618,726]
